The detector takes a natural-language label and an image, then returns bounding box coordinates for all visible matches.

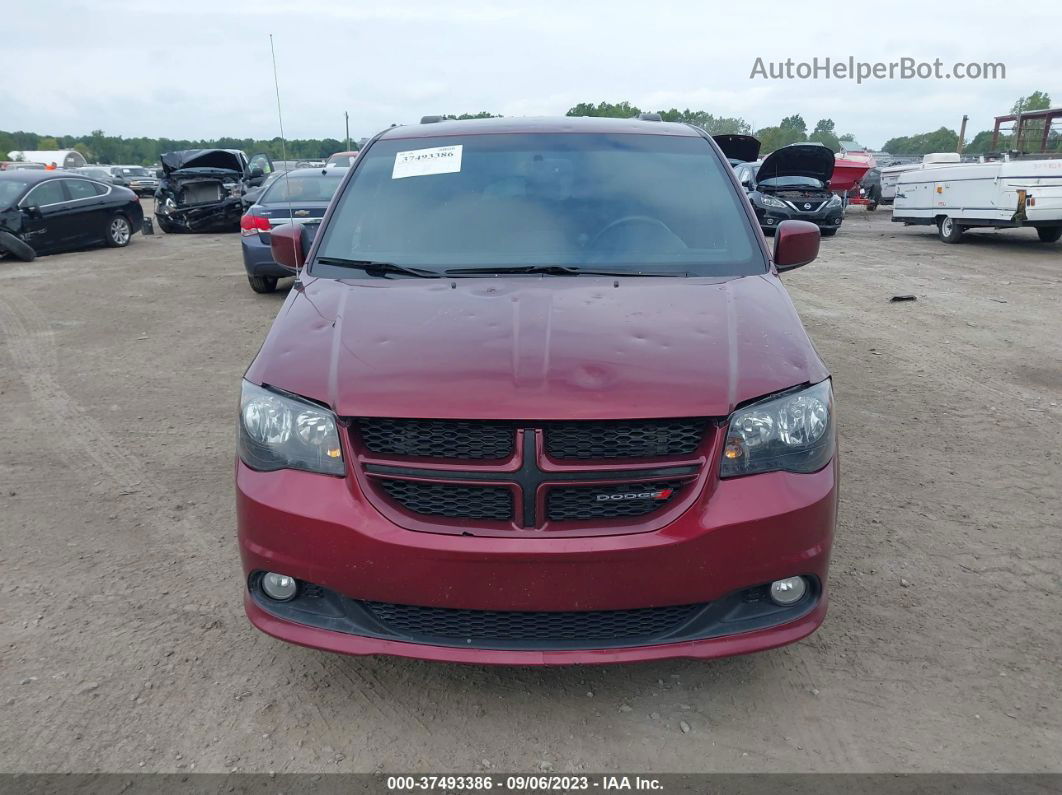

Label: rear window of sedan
[261,173,346,204]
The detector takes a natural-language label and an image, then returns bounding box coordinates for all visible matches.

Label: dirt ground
[1,203,1059,774]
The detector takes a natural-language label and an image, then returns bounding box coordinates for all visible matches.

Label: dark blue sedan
[239,168,347,293]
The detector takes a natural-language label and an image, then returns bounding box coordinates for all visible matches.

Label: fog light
[261,572,297,601]
[769,576,807,606]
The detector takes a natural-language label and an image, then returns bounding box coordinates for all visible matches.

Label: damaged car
[155,149,272,232]
[735,143,843,236]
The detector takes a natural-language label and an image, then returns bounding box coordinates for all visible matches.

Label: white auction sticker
[392,145,463,179]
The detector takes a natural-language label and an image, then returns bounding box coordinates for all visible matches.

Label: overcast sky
[2,0,1057,147]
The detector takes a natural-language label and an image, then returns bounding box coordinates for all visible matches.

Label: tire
[248,274,278,294]
[106,214,132,247]
[937,216,964,243]
[866,201,878,212]
[820,227,838,237]
[0,230,36,262]
[1036,226,1062,243]
[155,215,179,234]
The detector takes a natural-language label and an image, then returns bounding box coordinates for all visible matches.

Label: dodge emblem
[596,488,674,502]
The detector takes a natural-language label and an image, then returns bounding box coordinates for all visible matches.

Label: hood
[160,149,245,174]
[756,144,835,184]
[246,276,827,420]
[713,134,761,164]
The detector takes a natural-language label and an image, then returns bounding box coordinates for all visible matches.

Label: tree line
[0,129,352,166]
[564,102,853,153]
[3,91,1055,165]
[882,92,1058,155]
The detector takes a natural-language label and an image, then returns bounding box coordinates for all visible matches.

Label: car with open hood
[236,115,835,665]
[155,149,272,232]
[712,134,761,167]
[735,143,843,236]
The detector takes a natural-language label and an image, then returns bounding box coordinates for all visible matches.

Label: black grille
[377,479,513,521]
[358,419,514,460]
[545,419,707,460]
[361,600,701,643]
[547,480,684,521]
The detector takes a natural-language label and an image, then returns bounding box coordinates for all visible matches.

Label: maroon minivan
[236,116,836,664]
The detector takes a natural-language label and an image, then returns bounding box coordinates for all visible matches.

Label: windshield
[314,133,762,277]
[262,172,345,204]
[0,179,30,207]
[120,167,150,177]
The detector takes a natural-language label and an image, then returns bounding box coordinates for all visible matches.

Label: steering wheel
[590,215,680,248]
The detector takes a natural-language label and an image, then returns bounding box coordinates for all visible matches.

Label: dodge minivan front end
[236,116,837,664]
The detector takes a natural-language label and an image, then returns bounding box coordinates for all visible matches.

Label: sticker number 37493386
[392,145,463,179]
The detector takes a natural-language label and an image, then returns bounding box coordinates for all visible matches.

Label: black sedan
[0,171,143,260]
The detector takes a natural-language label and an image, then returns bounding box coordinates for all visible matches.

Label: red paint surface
[246,273,827,421]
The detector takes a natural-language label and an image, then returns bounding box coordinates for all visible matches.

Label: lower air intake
[361,601,702,643]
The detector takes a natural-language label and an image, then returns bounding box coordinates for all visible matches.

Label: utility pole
[345,112,350,151]
[957,114,969,154]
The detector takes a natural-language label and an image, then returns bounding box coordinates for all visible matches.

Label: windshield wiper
[315,257,441,278]
[444,265,682,277]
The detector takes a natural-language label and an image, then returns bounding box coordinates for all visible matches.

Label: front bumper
[755,204,843,230]
[156,196,243,232]
[237,457,837,664]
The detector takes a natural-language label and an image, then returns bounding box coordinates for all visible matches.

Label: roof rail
[420,115,444,124]
[637,112,662,122]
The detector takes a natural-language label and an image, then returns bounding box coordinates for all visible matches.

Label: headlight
[827,194,843,207]
[759,194,787,209]
[721,380,834,477]
[238,381,345,476]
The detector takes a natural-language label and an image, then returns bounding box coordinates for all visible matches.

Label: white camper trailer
[879,152,960,204]
[892,158,1062,243]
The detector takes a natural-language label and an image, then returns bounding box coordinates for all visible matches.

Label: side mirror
[773,220,820,272]
[249,167,264,179]
[270,223,304,270]
[23,204,42,219]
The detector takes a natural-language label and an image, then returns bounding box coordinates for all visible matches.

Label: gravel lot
[1,204,1059,773]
